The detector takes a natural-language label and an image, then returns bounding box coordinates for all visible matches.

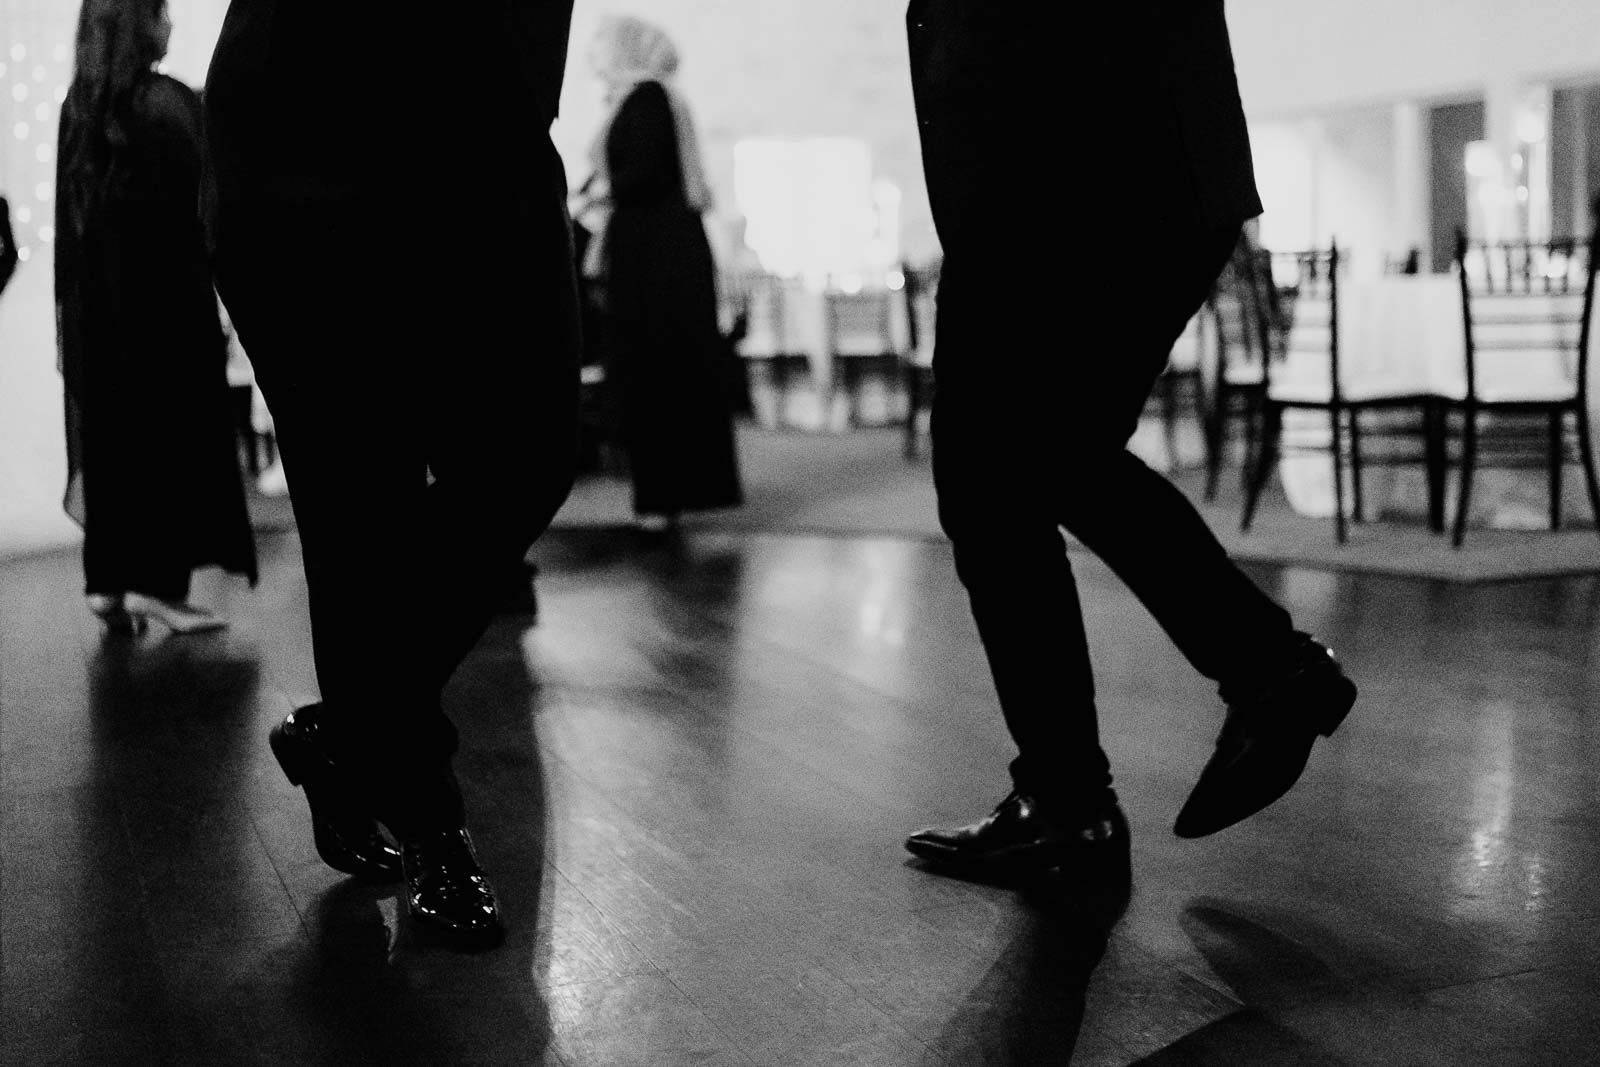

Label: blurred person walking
[55,0,256,635]
[901,2,1357,887]
[576,15,742,531]
[205,0,580,947]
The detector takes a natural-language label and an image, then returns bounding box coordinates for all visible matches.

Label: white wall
[1250,107,1398,274]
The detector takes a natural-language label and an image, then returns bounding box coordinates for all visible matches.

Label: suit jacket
[206,0,575,205]
[907,0,1262,252]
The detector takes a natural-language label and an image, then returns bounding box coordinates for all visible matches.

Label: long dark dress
[56,73,256,598]
[602,80,742,516]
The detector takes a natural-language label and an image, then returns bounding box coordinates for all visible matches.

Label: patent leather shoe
[400,827,504,950]
[269,705,403,882]
[1174,635,1357,839]
[906,791,1129,876]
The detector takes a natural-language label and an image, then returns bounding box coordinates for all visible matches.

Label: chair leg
[1348,407,1365,524]
[1573,402,1600,541]
[1160,376,1181,472]
[1204,387,1228,501]
[903,364,920,459]
[1240,392,1267,501]
[1424,401,1446,534]
[1329,404,1348,545]
[1241,402,1280,532]
[1452,404,1479,549]
[762,358,785,428]
[1550,409,1564,531]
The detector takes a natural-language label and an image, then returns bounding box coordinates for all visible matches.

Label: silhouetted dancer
[205,2,580,948]
[901,3,1357,885]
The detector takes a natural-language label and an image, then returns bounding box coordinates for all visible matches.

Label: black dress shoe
[1173,636,1357,839]
[906,791,1129,876]
[400,827,504,950]
[269,705,403,883]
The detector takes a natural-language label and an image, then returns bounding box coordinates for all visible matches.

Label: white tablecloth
[736,283,911,363]
[1276,276,1598,529]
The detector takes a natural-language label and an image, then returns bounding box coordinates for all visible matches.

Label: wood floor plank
[8,524,1600,1065]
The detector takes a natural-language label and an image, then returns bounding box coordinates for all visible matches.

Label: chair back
[1453,206,1598,404]
[1210,239,1279,388]
[734,272,798,358]
[824,288,898,358]
[1269,243,1342,400]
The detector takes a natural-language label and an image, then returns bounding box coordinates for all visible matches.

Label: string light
[3,26,72,261]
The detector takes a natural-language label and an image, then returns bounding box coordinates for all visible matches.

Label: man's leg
[908,224,1354,868]
[216,198,525,947]
[215,201,452,784]
[418,147,580,693]
[927,267,1111,808]
[904,251,1126,875]
[1051,225,1300,688]
[1045,223,1355,840]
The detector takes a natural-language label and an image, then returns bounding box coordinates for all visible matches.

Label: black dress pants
[930,222,1296,806]
[210,146,580,827]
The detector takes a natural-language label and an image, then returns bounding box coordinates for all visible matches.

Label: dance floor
[4,525,1600,1065]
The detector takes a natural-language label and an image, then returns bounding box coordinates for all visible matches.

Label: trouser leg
[931,259,1109,806]
[416,176,580,691]
[932,225,1298,803]
[213,164,578,828]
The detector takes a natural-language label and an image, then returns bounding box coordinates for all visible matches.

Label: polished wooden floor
[4,523,1600,1065]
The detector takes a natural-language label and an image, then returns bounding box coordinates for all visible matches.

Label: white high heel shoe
[86,593,145,634]
[123,593,227,634]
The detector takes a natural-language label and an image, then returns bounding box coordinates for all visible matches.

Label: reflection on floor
[4,526,1600,1065]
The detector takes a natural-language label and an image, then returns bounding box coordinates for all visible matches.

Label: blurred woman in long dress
[579,15,742,528]
[55,0,256,633]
